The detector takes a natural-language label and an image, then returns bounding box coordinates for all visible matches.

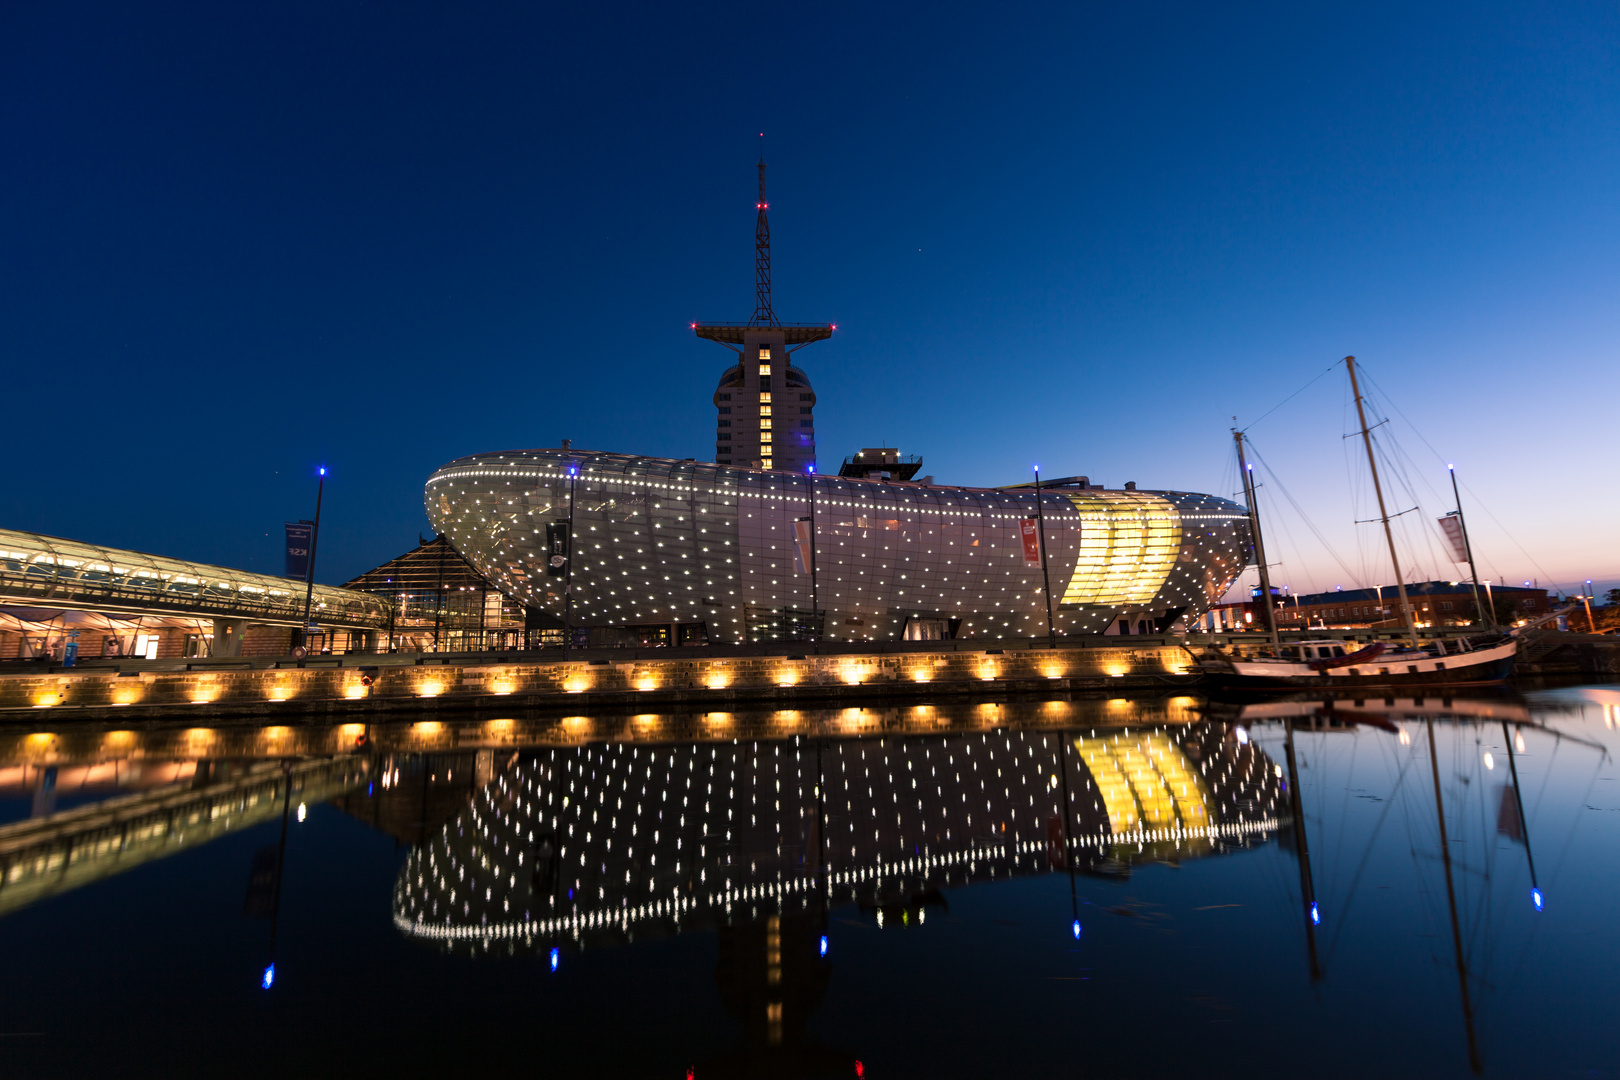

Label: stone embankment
[0,641,1200,722]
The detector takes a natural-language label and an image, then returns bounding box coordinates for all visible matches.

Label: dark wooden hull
[1209,653,1515,691]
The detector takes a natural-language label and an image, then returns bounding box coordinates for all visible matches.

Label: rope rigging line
[1238,359,1344,434]
[1243,438,1367,590]
[1356,365,1573,598]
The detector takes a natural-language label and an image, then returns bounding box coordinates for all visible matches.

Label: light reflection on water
[0,685,1615,1078]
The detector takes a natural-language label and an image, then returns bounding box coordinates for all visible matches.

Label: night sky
[3,2,1615,596]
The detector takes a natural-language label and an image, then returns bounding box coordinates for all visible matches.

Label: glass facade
[426,450,1253,643]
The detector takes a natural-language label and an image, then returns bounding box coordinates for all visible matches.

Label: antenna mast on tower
[750,135,777,327]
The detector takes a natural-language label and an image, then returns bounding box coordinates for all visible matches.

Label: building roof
[694,323,832,346]
[1287,580,1544,606]
[343,535,495,595]
[0,526,389,628]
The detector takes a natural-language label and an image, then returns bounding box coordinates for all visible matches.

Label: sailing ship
[1199,355,1518,689]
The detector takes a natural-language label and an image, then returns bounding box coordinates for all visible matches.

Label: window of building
[760,418,772,429]
[760,378,772,391]
[761,431,773,443]
[759,405,771,416]
[718,432,731,440]
[719,406,731,414]
[758,363,772,375]
[799,406,812,414]
[758,348,771,360]
[759,392,771,403]
[801,420,813,427]
[1441,601,1453,611]
[800,393,812,401]
[718,419,731,427]
[718,393,731,401]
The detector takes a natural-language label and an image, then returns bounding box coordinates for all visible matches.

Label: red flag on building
[1020,519,1042,566]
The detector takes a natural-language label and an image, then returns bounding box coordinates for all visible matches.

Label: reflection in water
[391,722,1283,955]
[3,686,1616,1077]
[386,720,1281,1075]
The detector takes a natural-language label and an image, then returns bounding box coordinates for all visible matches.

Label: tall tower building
[694,146,832,474]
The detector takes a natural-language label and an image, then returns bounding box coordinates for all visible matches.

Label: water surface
[1,686,1616,1079]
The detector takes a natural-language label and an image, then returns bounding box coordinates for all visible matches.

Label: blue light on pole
[549,947,560,971]
[1531,888,1544,912]
[819,934,828,957]
[319,466,326,476]
[1071,919,1082,940]
[1310,902,1321,925]
[261,963,276,990]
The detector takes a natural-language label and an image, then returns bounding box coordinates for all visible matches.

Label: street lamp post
[299,467,326,653]
[1583,580,1596,633]
[1033,467,1056,648]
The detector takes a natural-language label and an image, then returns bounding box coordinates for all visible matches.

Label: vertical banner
[792,517,813,574]
[545,521,570,577]
[1020,519,1042,566]
[284,522,312,579]
[1438,515,1469,563]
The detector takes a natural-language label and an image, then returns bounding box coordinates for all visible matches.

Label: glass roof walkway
[0,528,391,629]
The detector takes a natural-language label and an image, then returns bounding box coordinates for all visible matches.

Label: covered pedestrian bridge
[0,528,390,660]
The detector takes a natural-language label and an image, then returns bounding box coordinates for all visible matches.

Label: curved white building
[425,450,1252,644]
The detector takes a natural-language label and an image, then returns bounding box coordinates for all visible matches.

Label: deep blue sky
[3,1,1615,595]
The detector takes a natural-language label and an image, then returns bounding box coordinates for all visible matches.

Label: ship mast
[1345,356,1419,648]
[1234,430,1279,642]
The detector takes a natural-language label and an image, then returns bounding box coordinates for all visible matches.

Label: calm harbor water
[1,685,1616,1079]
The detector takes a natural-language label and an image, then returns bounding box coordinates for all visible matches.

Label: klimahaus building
[424,449,1251,644]
[424,153,1252,644]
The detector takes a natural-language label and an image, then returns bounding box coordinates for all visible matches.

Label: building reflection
[392,723,1282,957]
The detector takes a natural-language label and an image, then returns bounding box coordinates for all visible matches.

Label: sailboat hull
[1203,638,1517,691]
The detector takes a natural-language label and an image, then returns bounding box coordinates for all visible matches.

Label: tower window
[799,393,812,401]
[758,348,771,360]
[800,420,813,427]
[759,392,771,403]
[718,420,731,427]
[718,394,731,402]
[760,377,772,391]
[717,433,732,440]
[760,419,773,430]
[718,406,732,414]
[761,431,773,442]
[759,406,771,417]
[758,364,772,376]
[799,406,811,414]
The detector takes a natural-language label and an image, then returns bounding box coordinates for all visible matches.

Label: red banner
[1020,519,1042,566]
[793,518,813,574]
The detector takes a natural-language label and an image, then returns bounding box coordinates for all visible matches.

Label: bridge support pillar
[212,618,248,658]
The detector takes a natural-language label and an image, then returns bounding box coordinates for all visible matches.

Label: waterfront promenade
[2,630,1612,723]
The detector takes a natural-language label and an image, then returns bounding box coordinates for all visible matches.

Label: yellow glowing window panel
[760,405,772,416]
[759,363,772,375]
[760,419,773,430]
[1074,734,1211,835]
[1060,493,1182,605]
[760,392,772,403]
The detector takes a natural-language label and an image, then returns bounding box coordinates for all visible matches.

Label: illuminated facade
[425,449,1252,642]
[392,724,1283,956]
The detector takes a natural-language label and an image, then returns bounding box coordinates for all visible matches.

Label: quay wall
[0,643,1196,721]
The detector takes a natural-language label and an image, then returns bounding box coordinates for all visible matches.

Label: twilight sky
[3,1,1616,597]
